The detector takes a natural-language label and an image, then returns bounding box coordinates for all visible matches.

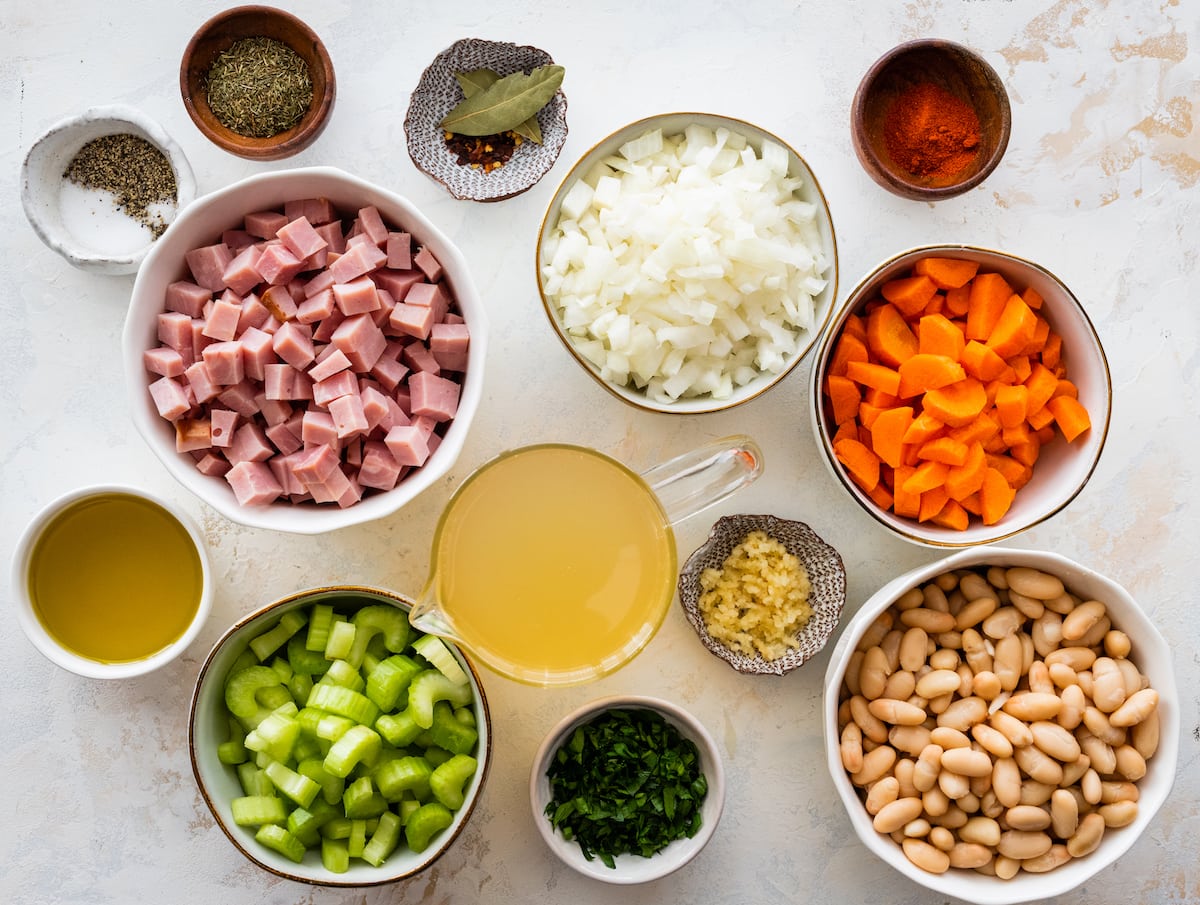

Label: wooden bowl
[851,40,1010,200]
[179,6,335,160]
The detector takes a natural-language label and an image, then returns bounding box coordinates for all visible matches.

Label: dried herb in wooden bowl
[204,36,313,138]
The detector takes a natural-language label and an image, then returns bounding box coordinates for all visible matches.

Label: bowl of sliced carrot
[810,245,1110,547]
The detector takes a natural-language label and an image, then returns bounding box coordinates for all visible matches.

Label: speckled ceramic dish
[678,514,846,675]
[405,38,568,202]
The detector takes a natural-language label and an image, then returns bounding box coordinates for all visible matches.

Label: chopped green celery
[345,605,410,668]
[263,760,321,809]
[366,654,423,712]
[398,799,421,824]
[320,659,365,692]
[236,762,259,795]
[254,750,273,769]
[343,776,388,819]
[429,754,477,810]
[375,709,422,747]
[307,683,379,726]
[244,711,300,763]
[362,811,403,867]
[257,684,293,711]
[298,757,345,806]
[218,717,248,765]
[225,648,260,680]
[231,795,288,826]
[411,635,469,685]
[250,610,308,662]
[427,701,479,755]
[305,604,335,652]
[348,819,367,858]
[287,798,337,847]
[272,700,299,718]
[317,714,355,742]
[375,755,433,802]
[287,673,314,709]
[324,620,356,661]
[324,725,383,778]
[225,665,286,721]
[362,651,382,674]
[321,816,353,840]
[269,657,293,682]
[423,746,453,767]
[296,707,324,738]
[407,670,473,729]
[288,633,331,676]
[454,706,476,727]
[255,824,306,863]
[321,836,349,873]
[292,735,322,763]
[405,802,453,853]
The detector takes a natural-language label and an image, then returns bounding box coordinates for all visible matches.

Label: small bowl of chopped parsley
[529,695,725,883]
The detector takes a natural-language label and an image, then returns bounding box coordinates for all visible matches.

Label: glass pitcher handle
[641,435,764,526]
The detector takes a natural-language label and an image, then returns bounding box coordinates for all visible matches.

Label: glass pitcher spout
[407,581,456,639]
[640,434,764,526]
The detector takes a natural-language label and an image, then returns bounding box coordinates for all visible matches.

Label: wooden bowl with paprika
[851,40,1010,200]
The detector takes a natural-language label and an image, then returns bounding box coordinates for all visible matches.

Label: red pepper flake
[444,130,521,172]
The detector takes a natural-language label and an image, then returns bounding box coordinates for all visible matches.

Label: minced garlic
[697,530,812,661]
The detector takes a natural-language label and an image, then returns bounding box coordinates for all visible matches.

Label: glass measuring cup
[408,435,763,686]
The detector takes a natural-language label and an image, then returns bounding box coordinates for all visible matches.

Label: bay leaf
[454,68,542,143]
[440,64,563,137]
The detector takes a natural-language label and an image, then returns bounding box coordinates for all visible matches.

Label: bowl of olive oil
[12,485,212,679]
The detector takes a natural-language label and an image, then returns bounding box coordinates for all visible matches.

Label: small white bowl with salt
[21,104,196,275]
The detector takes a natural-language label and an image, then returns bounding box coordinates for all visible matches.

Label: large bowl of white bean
[823,546,1177,905]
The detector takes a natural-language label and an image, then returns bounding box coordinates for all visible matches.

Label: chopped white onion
[541,126,830,402]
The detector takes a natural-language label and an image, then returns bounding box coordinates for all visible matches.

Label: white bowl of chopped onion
[536,113,838,413]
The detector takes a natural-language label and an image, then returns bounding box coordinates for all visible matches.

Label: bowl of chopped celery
[529,695,725,883]
[536,112,838,413]
[189,586,491,886]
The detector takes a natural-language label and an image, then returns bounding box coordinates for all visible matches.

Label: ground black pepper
[444,130,521,172]
[63,133,177,239]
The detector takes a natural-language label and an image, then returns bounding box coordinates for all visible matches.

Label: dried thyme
[204,36,313,138]
[63,133,177,239]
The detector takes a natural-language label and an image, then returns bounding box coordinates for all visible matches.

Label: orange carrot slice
[918,314,966,360]
[892,466,921,518]
[930,498,970,530]
[901,460,949,495]
[829,332,870,378]
[960,341,1008,381]
[866,303,919,367]
[917,436,969,466]
[897,353,966,399]
[918,486,951,523]
[945,442,987,500]
[834,438,880,491]
[881,275,938,318]
[1046,395,1092,442]
[914,257,980,290]
[870,405,915,469]
[846,360,902,396]
[980,467,1016,525]
[994,384,1028,429]
[945,285,971,317]
[985,294,1038,358]
[827,375,861,425]
[922,378,987,427]
[965,272,1013,340]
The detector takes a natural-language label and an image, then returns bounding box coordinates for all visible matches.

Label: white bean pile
[837,566,1160,879]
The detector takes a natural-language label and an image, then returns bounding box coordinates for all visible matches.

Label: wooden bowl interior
[855,43,1009,195]
[181,6,334,160]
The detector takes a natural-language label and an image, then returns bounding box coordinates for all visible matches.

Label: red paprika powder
[883,82,981,180]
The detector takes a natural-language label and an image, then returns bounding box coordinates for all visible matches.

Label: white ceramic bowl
[810,245,1111,547]
[190,586,492,886]
[21,104,196,275]
[122,166,487,534]
[823,546,1178,905]
[11,484,212,679]
[529,695,725,883]
[536,112,838,414]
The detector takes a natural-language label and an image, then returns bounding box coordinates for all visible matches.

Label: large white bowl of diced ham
[123,166,486,534]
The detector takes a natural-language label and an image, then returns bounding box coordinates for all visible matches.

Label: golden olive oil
[28,493,202,663]
[428,445,677,683]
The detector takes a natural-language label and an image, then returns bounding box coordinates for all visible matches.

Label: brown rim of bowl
[187,585,493,886]
[179,5,336,161]
[851,39,1011,200]
[810,243,1112,548]
[534,111,839,414]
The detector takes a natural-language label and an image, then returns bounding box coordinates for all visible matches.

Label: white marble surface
[2,1,1197,903]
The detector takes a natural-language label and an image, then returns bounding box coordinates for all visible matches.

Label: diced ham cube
[328,393,368,438]
[332,277,380,315]
[149,376,191,421]
[225,460,284,506]
[196,452,232,477]
[222,229,256,252]
[297,288,336,324]
[372,268,424,300]
[303,247,328,271]
[303,269,337,299]
[389,302,436,340]
[314,221,346,255]
[210,409,239,448]
[269,452,308,495]
[372,288,397,328]
[413,246,443,282]
[272,321,316,369]
[202,341,245,386]
[255,394,293,427]
[292,443,342,483]
[356,206,389,246]
[331,314,387,372]
[157,311,194,354]
[226,422,274,465]
[144,346,185,378]
[166,281,211,317]
[186,243,234,291]
[264,364,308,401]
[402,342,441,376]
[385,424,430,467]
[217,380,260,418]
[328,241,387,283]
[379,395,411,431]
[410,413,438,440]
[278,216,329,260]
[221,245,263,296]
[262,284,298,322]
[430,322,470,371]
[184,361,221,403]
[302,410,339,447]
[284,197,337,225]
[409,371,460,422]
[313,369,358,406]
[386,232,412,270]
[358,440,402,490]
[237,293,271,334]
[238,326,276,382]
[175,418,212,453]
[308,347,352,383]
[405,281,449,322]
[360,386,391,433]
[202,297,244,341]
[244,210,289,239]
[257,244,305,285]
[312,308,346,343]
[265,421,302,456]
